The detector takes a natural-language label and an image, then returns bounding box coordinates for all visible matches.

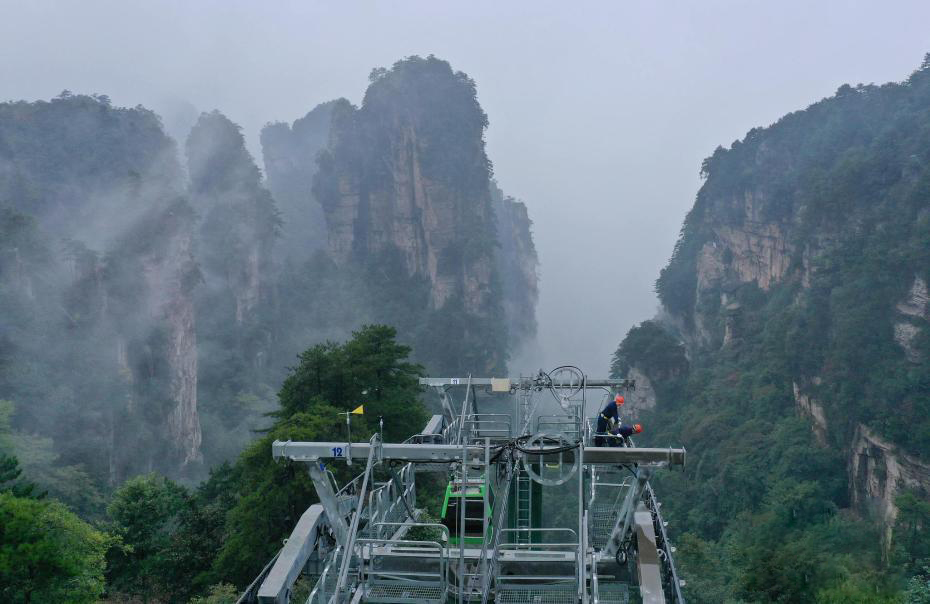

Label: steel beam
[257,504,326,604]
[422,415,444,436]
[273,441,684,466]
[583,447,685,466]
[419,377,633,389]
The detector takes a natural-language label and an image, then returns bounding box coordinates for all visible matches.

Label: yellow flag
[351,405,364,415]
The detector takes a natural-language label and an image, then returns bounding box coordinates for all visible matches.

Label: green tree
[0,454,41,498]
[0,399,100,515]
[106,473,188,602]
[277,324,425,442]
[0,492,109,603]
[894,491,930,567]
[211,324,427,587]
[105,466,235,603]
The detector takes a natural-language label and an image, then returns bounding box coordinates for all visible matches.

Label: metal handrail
[335,472,365,498]
[537,415,582,439]
[404,432,444,444]
[363,463,416,539]
[356,538,448,596]
[498,542,580,551]
[462,419,511,436]
[373,522,449,542]
[501,527,578,542]
[499,527,579,551]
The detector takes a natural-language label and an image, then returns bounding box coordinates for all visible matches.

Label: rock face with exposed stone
[850,424,930,545]
[631,63,930,552]
[312,57,538,369]
[894,276,928,362]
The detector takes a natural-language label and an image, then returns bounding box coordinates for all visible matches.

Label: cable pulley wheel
[520,432,580,486]
[548,366,584,412]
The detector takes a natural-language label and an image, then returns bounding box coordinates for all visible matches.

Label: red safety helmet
[615,394,625,405]
[633,423,643,434]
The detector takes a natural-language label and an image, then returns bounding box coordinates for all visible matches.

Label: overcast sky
[2,1,929,375]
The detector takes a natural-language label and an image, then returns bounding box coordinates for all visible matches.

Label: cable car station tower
[239,367,687,604]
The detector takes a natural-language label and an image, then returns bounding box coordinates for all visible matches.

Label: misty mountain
[0,57,540,498]
[613,55,930,601]
[273,56,538,374]
[0,93,199,498]
[260,100,338,260]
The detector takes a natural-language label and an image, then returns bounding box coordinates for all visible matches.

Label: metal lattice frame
[245,371,686,604]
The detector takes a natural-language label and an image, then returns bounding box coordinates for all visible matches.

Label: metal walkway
[238,368,687,604]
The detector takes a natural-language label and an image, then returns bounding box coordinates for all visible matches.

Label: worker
[594,394,624,446]
[610,423,643,446]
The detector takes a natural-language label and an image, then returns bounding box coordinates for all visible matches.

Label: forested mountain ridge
[0,93,202,494]
[614,55,930,601]
[0,55,538,602]
[0,57,539,501]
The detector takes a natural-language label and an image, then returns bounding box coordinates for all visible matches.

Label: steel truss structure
[238,369,687,604]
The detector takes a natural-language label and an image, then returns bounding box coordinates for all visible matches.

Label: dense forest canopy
[618,54,930,602]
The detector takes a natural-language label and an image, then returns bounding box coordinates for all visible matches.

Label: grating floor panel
[589,503,619,549]
[496,585,577,604]
[597,582,630,604]
[365,581,445,603]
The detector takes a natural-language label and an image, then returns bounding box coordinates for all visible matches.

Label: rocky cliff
[651,62,930,532]
[269,56,539,373]
[106,199,202,472]
[850,424,930,546]
[313,59,499,318]
[0,93,203,481]
[0,58,540,489]
[614,56,930,594]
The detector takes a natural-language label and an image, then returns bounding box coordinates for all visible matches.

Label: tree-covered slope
[0,94,202,495]
[615,55,930,602]
[0,56,541,500]
[0,92,181,237]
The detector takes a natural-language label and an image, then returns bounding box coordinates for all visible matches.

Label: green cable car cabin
[440,478,494,545]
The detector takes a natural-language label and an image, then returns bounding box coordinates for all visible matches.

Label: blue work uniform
[614,424,637,438]
[595,400,620,446]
